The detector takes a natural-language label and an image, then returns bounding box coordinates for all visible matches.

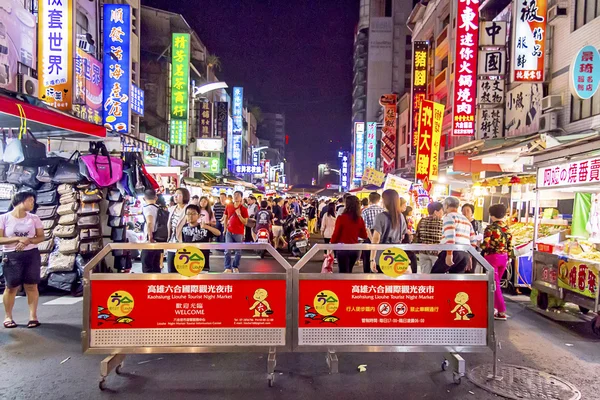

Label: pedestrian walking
[181,204,221,273]
[1,191,44,329]
[462,202,484,273]
[307,200,317,233]
[431,196,476,274]
[223,191,248,273]
[402,205,418,273]
[272,198,288,250]
[481,203,513,321]
[369,190,410,274]
[166,187,190,273]
[361,192,384,273]
[141,189,167,273]
[212,193,227,243]
[320,203,337,255]
[331,195,369,273]
[413,201,444,273]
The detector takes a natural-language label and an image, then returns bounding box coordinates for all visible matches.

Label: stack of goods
[35,183,60,280]
[107,188,128,271]
[78,184,103,256]
[511,222,566,247]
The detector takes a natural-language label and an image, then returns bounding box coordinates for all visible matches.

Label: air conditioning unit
[17,71,38,97]
[548,4,567,24]
[539,112,558,132]
[542,95,562,111]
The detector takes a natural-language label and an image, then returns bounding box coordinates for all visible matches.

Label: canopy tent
[349,184,383,194]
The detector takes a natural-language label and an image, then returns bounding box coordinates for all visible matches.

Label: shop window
[385,0,393,17]
[441,56,448,70]
[406,35,412,45]
[404,77,411,90]
[571,91,600,122]
[574,0,600,30]
[405,49,412,59]
[401,125,407,144]
[442,15,450,29]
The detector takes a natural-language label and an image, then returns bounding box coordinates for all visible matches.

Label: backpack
[149,204,169,242]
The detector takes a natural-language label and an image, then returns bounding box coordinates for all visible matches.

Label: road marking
[43,297,83,306]
[0,296,23,304]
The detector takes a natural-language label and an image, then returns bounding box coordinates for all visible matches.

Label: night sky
[142,0,359,184]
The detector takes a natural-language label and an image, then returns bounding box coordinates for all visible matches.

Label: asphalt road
[1,247,600,399]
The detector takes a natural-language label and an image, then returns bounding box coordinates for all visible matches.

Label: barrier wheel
[579,306,590,314]
[441,360,449,371]
[453,373,462,385]
[268,374,274,387]
[99,378,106,391]
[592,316,600,337]
[537,292,549,311]
[116,364,123,375]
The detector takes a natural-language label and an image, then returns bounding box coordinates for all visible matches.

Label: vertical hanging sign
[416,100,445,183]
[513,0,547,82]
[39,0,74,110]
[353,122,365,181]
[365,122,377,169]
[380,94,398,173]
[170,33,190,145]
[411,41,428,151]
[215,102,229,138]
[198,101,213,138]
[452,0,479,136]
[102,4,132,133]
[231,87,243,167]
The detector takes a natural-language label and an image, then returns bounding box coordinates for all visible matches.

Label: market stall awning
[0,92,106,138]
[349,184,383,193]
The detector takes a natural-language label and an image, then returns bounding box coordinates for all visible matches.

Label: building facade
[259,113,286,163]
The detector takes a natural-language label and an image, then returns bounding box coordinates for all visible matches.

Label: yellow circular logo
[314,290,339,316]
[107,290,135,317]
[379,247,410,277]
[174,247,206,277]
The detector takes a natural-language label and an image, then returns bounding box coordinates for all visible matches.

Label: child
[181,204,221,273]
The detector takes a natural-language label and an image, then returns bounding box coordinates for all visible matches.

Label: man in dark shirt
[253,201,273,239]
[212,193,227,243]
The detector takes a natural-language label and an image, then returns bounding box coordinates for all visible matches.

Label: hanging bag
[53,152,84,184]
[19,130,47,166]
[3,133,24,164]
[80,143,123,187]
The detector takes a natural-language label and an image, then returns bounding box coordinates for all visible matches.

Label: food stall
[531,140,600,334]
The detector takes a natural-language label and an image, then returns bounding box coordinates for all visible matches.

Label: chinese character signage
[452,0,479,136]
[102,4,131,133]
[297,280,487,342]
[131,83,144,116]
[478,50,505,76]
[365,122,377,169]
[383,174,412,194]
[477,108,504,139]
[73,48,102,124]
[379,94,398,173]
[411,41,428,149]
[215,102,228,138]
[513,0,547,81]
[416,100,444,182]
[480,21,507,46]
[234,165,263,174]
[192,157,220,173]
[39,0,73,110]
[232,87,243,134]
[477,79,504,104]
[354,122,365,180]
[144,135,170,167]
[505,83,542,137]
[340,152,349,191]
[196,138,225,153]
[198,101,213,138]
[0,0,37,93]
[570,45,600,100]
[170,33,190,145]
[558,258,598,299]
[232,135,243,167]
[538,157,600,188]
[362,167,386,186]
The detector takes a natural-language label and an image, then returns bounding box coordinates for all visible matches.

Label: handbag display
[0,199,9,213]
[80,239,103,255]
[0,163,8,182]
[0,183,15,200]
[58,213,78,225]
[42,219,57,230]
[40,265,49,280]
[53,152,83,184]
[57,183,74,195]
[81,188,102,203]
[53,224,77,238]
[35,205,58,220]
[57,202,78,215]
[37,163,59,183]
[80,228,101,240]
[6,164,23,185]
[108,201,124,217]
[48,252,76,272]
[47,271,77,291]
[19,130,48,166]
[78,202,100,215]
[43,229,53,240]
[37,190,58,206]
[111,227,126,242]
[38,238,55,253]
[18,166,40,189]
[59,192,79,204]
[77,215,100,227]
[107,188,122,202]
[108,216,123,228]
[3,137,24,164]
[80,143,123,187]
[41,254,50,267]
[58,237,80,254]
[38,182,57,193]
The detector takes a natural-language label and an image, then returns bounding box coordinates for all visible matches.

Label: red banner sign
[411,41,428,152]
[299,279,487,329]
[452,0,480,136]
[380,94,398,173]
[91,279,286,329]
[416,100,444,182]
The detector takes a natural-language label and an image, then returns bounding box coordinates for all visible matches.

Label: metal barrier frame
[82,242,293,388]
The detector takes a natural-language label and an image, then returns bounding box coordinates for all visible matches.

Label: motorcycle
[255,227,271,259]
[288,216,310,257]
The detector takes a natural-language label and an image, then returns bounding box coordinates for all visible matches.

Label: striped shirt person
[432,197,475,274]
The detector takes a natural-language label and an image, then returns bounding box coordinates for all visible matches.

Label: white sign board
[477,108,505,139]
[478,50,506,76]
[538,156,600,188]
[479,21,507,46]
[196,138,224,153]
[505,83,542,137]
[477,79,505,104]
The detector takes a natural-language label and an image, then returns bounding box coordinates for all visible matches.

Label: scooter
[289,226,309,257]
[255,227,271,259]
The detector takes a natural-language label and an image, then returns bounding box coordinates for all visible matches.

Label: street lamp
[193,82,228,97]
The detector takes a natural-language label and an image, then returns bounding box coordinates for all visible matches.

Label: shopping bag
[321,253,334,273]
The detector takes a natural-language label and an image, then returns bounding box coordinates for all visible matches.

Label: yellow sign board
[174,247,206,277]
[378,248,411,277]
